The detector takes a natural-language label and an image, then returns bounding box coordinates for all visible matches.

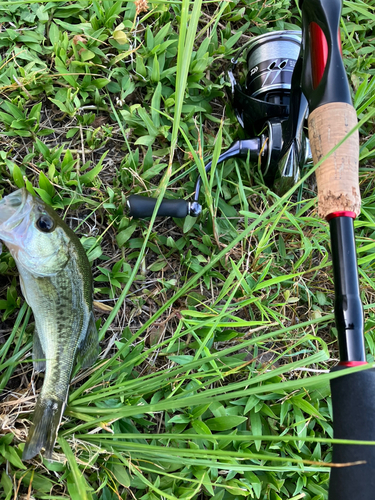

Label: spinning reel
[127,30,311,218]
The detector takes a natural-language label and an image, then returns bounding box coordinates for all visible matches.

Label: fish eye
[36,214,55,233]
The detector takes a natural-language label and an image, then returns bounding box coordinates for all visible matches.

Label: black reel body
[231,30,310,191]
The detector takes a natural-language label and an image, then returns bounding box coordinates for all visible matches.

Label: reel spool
[246,31,301,101]
[231,31,302,134]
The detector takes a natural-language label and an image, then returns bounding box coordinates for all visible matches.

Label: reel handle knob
[127,195,201,218]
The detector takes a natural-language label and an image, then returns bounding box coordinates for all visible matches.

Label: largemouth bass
[0,189,98,460]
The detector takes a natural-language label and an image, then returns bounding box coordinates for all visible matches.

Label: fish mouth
[0,189,32,233]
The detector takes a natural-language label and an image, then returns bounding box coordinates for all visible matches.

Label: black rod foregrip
[329,216,365,362]
[329,367,375,500]
[127,195,196,218]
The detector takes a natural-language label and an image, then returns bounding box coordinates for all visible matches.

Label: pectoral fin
[32,327,46,372]
[19,275,30,306]
[76,312,99,369]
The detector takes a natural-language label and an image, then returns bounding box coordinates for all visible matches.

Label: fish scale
[0,189,98,460]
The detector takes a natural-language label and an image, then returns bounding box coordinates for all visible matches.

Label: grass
[0,0,374,499]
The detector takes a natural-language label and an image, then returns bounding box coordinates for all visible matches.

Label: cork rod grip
[308,102,360,219]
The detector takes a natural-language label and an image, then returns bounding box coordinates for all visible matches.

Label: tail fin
[23,396,65,460]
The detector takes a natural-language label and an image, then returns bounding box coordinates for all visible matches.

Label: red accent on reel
[326,211,357,221]
[310,22,328,88]
[339,361,367,367]
[310,23,342,88]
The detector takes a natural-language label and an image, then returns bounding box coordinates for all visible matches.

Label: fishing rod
[299,1,375,499]
[127,0,375,497]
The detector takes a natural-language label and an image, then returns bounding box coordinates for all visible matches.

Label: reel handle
[127,139,262,219]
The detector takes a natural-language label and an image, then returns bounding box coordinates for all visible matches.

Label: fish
[0,189,98,460]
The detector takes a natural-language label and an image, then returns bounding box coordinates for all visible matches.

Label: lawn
[0,0,375,499]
